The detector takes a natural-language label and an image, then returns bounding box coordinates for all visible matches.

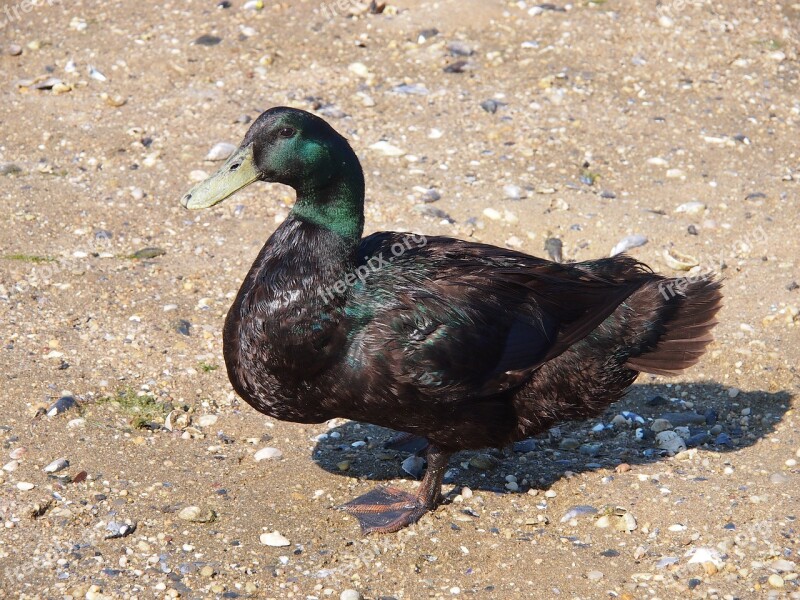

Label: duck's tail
[623,276,723,376]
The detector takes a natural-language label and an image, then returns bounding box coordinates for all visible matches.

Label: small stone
[513,439,536,453]
[727,387,740,398]
[650,419,673,432]
[8,44,23,56]
[615,463,631,473]
[131,247,166,259]
[340,591,363,600]
[656,430,687,454]
[130,187,145,201]
[336,460,350,472]
[205,142,237,161]
[260,531,290,547]
[768,574,785,588]
[544,489,557,498]
[660,412,706,426]
[178,505,217,523]
[401,455,426,479]
[675,201,706,215]
[16,482,35,491]
[559,438,580,450]
[348,62,371,78]
[483,207,502,220]
[197,414,218,428]
[468,455,495,470]
[200,565,215,578]
[47,395,76,417]
[254,447,282,461]
[194,34,222,46]
[587,571,603,581]
[369,141,405,157]
[505,481,519,492]
[503,184,522,200]
[43,458,69,473]
[769,472,789,485]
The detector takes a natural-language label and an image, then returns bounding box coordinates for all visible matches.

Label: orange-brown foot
[340,486,434,534]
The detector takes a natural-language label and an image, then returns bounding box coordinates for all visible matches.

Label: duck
[181,107,722,534]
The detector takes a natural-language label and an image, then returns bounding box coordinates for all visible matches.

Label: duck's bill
[181,144,259,209]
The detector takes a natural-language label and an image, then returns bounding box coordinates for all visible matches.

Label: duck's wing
[351,233,652,398]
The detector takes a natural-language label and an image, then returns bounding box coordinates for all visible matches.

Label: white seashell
[663,248,699,271]
[610,234,648,256]
[260,531,290,546]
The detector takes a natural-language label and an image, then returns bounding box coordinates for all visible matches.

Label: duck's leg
[340,445,450,534]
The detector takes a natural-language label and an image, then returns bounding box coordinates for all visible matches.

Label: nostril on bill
[230,163,240,171]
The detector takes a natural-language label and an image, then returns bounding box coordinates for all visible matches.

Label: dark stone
[194,34,222,46]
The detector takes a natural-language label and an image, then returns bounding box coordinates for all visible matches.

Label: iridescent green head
[181,106,365,240]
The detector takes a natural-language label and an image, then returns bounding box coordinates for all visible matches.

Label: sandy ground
[1,0,799,598]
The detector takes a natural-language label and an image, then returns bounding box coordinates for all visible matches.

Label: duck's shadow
[312,382,792,494]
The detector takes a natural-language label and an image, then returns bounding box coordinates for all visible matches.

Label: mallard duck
[181,107,722,534]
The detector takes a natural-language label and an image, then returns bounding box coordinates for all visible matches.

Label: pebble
[768,574,785,588]
[8,44,22,56]
[587,570,604,581]
[650,418,673,432]
[401,455,426,479]
[513,439,536,453]
[197,414,218,427]
[661,412,706,426]
[340,590,363,600]
[16,482,35,491]
[105,520,136,539]
[483,207,502,220]
[194,34,222,46]
[675,201,706,215]
[559,438,580,450]
[43,458,69,473]
[610,234,647,256]
[369,141,405,157]
[769,472,789,485]
[178,505,217,523]
[260,531,290,547]
[47,395,76,417]
[10,447,27,460]
[503,184,522,200]
[348,62,371,78]
[205,142,237,161]
[468,455,495,470]
[656,430,687,454]
[254,447,283,461]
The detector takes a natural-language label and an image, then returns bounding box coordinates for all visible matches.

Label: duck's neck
[290,155,365,245]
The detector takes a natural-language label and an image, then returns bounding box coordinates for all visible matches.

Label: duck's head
[181,106,364,213]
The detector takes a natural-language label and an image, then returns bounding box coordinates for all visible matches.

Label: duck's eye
[278,127,296,138]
